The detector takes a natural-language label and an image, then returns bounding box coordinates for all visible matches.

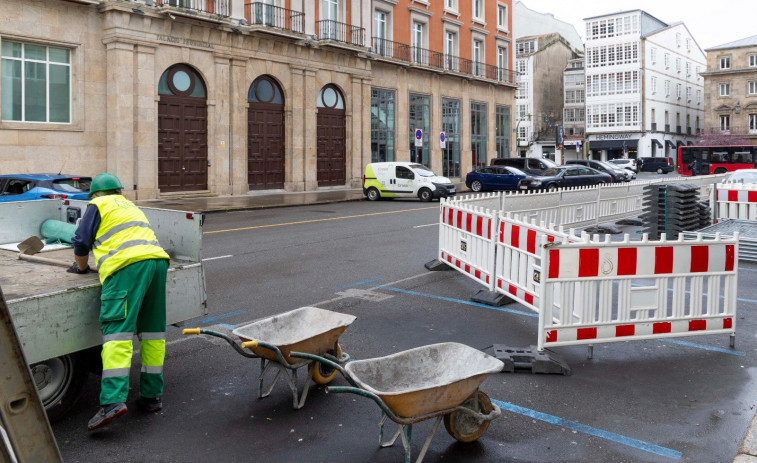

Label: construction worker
[69,173,170,431]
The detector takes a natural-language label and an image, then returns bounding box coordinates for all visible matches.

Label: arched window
[317,84,344,109]
[248,75,284,104]
[158,64,206,98]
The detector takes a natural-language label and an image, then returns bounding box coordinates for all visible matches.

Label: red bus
[678,145,757,176]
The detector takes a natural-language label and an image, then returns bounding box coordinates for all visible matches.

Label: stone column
[230,58,248,194]
[361,77,372,173]
[288,67,306,191]
[105,40,136,199]
[487,83,497,164]
[134,44,158,200]
[349,76,364,187]
[303,69,318,190]
[430,74,443,175]
[396,68,409,162]
[460,79,472,178]
[213,55,232,196]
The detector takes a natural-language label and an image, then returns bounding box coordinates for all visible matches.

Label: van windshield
[410,164,436,177]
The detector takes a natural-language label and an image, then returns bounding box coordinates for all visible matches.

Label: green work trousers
[99,258,169,405]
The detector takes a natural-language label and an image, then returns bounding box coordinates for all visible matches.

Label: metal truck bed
[0,199,207,364]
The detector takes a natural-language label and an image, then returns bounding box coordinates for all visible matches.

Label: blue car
[0,174,92,202]
[465,166,531,192]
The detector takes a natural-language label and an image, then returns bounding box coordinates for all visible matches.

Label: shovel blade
[18,236,45,255]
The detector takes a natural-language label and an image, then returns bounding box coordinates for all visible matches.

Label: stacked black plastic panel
[697,200,712,229]
[640,184,702,239]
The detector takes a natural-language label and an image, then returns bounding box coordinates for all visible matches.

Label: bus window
[712,151,728,163]
[733,150,752,163]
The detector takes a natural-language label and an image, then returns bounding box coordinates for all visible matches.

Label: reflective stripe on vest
[90,195,169,283]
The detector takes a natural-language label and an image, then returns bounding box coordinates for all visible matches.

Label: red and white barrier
[713,183,757,221]
[439,197,497,290]
[493,213,578,312]
[537,233,739,350]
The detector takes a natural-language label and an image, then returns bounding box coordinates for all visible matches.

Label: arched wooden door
[316,84,346,186]
[157,64,208,192]
[248,76,285,190]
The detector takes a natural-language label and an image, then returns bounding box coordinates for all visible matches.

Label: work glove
[67,262,91,274]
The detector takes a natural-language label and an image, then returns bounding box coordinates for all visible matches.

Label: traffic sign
[415,129,423,147]
[439,131,446,149]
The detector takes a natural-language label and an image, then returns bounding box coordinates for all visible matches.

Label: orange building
[0,0,516,198]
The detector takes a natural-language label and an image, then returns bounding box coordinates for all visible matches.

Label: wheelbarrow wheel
[312,344,342,385]
[444,390,494,443]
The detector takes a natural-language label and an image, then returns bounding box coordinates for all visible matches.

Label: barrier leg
[587,344,594,360]
[730,334,736,349]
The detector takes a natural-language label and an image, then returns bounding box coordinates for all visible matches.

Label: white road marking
[202,255,233,262]
[413,223,437,229]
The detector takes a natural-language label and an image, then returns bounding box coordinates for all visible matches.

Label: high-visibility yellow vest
[90,195,169,283]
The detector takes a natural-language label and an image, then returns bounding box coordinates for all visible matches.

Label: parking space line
[373,285,539,318]
[492,399,683,460]
[335,277,382,290]
[413,223,437,229]
[202,254,233,262]
[660,339,745,356]
[199,309,247,325]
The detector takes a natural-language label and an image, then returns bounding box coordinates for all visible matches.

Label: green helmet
[88,173,124,198]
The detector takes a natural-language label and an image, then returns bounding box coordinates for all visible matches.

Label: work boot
[87,402,127,431]
[136,396,162,412]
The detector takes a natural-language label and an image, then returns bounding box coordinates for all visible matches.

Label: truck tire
[418,188,433,202]
[366,187,380,201]
[31,353,89,422]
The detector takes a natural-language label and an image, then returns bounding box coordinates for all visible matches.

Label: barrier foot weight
[424,259,453,272]
[587,344,593,360]
[616,217,644,226]
[583,223,623,235]
[471,290,512,307]
[730,334,735,349]
[492,345,571,376]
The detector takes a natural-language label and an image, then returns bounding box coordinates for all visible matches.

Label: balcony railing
[244,3,304,33]
[370,37,516,84]
[317,20,365,47]
[156,0,230,17]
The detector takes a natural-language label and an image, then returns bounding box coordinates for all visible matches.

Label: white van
[363,162,456,202]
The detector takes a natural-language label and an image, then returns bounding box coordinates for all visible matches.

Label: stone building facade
[0,0,516,199]
[701,35,757,145]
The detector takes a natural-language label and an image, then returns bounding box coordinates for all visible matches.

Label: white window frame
[1,40,72,124]
[720,114,730,132]
[686,61,691,77]
[676,33,681,47]
[497,44,507,80]
[750,54,757,68]
[750,114,757,134]
[676,57,681,74]
[651,76,657,94]
[664,53,670,69]
[720,82,730,97]
[720,56,731,69]
[472,0,485,23]
[665,80,670,97]
[676,83,681,99]
[444,0,458,13]
[497,3,508,31]
[749,81,757,95]
[650,47,657,64]
[321,0,339,21]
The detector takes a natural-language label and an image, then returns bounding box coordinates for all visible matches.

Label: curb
[735,412,757,462]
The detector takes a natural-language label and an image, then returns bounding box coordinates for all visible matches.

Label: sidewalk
[134,188,366,213]
[736,414,757,462]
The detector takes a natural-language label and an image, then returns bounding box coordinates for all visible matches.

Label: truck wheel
[418,188,433,202]
[366,187,380,201]
[31,353,89,422]
[471,180,483,192]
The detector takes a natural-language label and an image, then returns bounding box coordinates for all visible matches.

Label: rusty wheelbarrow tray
[183,306,355,409]
[292,342,504,463]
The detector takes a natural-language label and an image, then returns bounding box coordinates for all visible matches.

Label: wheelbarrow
[292,342,504,463]
[183,306,355,409]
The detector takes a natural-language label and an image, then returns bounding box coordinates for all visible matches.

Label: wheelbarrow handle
[326,386,403,423]
[289,352,359,388]
[181,328,258,359]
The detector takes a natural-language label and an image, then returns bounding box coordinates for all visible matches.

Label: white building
[584,10,705,161]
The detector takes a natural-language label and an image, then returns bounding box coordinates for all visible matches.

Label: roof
[0,174,90,180]
[584,9,664,24]
[706,35,757,51]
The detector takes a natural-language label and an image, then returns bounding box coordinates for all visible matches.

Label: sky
[518,0,757,50]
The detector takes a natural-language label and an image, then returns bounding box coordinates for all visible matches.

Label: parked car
[521,166,613,191]
[489,157,558,176]
[465,166,531,192]
[0,174,92,202]
[363,162,455,202]
[608,158,638,173]
[638,156,674,174]
[565,160,633,182]
[723,169,757,185]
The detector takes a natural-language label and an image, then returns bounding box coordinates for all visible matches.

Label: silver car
[608,158,638,173]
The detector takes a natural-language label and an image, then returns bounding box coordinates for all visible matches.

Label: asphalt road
[51,175,757,463]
